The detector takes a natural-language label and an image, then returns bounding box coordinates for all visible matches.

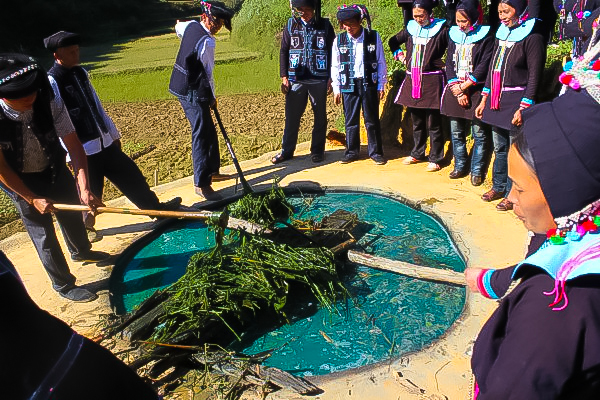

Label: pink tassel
[490,71,501,110]
[411,67,421,99]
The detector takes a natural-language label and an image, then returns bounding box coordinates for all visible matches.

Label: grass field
[87,31,280,103]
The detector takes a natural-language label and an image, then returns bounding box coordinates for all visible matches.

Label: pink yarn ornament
[570,80,581,90]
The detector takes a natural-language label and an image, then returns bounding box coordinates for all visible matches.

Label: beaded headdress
[558,40,600,104]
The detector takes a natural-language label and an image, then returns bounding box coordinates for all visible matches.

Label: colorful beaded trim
[0,64,39,86]
[546,199,600,245]
[558,40,600,103]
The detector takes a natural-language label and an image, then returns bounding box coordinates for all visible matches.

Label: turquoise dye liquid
[111,191,465,376]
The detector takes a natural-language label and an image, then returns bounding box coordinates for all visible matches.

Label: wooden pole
[52,204,270,235]
[347,250,466,286]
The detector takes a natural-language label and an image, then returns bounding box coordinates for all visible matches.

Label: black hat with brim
[413,0,438,13]
[522,89,600,219]
[203,1,235,31]
[0,53,45,100]
[43,31,81,52]
[291,0,315,9]
[456,0,480,24]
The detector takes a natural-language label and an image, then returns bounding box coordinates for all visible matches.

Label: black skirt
[395,71,445,110]
[481,88,525,130]
[440,84,484,120]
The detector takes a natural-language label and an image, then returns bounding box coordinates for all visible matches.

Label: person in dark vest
[440,0,493,185]
[0,251,159,399]
[44,31,182,242]
[170,1,234,201]
[271,0,335,165]
[0,53,109,302]
[331,4,387,165]
[474,0,545,212]
[465,43,600,398]
[390,0,449,172]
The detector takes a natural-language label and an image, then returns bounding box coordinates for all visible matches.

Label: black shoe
[449,169,467,179]
[340,154,359,164]
[159,197,182,211]
[195,186,223,201]
[71,250,111,263]
[471,175,483,186]
[311,153,324,163]
[371,155,387,165]
[59,286,98,302]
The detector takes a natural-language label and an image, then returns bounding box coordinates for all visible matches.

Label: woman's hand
[512,109,523,126]
[474,97,487,119]
[465,268,482,293]
[457,93,470,108]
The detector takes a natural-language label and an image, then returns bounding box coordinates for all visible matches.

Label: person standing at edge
[474,0,545,212]
[44,31,182,242]
[331,4,387,165]
[440,0,493,185]
[170,1,234,201]
[271,0,335,165]
[390,0,449,172]
[0,53,109,302]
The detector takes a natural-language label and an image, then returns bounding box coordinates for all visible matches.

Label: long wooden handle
[53,204,219,220]
[52,204,270,235]
[347,250,466,286]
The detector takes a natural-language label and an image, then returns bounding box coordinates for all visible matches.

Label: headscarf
[43,31,81,52]
[412,0,439,14]
[291,0,315,8]
[456,0,481,25]
[0,53,47,100]
[500,0,528,20]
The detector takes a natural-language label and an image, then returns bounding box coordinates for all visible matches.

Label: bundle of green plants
[226,181,294,226]
[151,234,344,343]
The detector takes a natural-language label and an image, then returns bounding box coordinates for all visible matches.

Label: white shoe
[402,156,422,165]
[425,162,441,172]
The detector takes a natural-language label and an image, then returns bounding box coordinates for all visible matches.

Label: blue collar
[449,25,490,44]
[407,19,446,39]
[495,18,536,42]
[513,233,600,281]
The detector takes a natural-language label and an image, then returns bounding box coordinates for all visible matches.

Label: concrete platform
[1,141,528,399]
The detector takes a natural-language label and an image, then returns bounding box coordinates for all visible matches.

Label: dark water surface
[111,191,466,376]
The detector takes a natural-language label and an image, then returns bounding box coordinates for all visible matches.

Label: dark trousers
[282,80,328,158]
[491,126,512,196]
[342,83,384,159]
[409,107,444,163]
[87,142,161,211]
[179,96,220,188]
[1,165,91,292]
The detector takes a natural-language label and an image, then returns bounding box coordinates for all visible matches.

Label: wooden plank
[347,251,466,286]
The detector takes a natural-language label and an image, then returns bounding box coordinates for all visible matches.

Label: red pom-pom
[593,60,600,71]
[547,228,557,238]
[582,220,598,232]
[559,73,573,85]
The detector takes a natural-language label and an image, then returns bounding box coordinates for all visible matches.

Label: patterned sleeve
[49,83,75,138]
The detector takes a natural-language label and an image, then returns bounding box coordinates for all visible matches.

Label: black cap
[413,0,439,14]
[336,5,362,21]
[0,53,46,100]
[43,31,81,52]
[522,89,600,219]
[500,0,527,18]
[202,1,235,31]
[291,0,315,8]
[456,0,480,24]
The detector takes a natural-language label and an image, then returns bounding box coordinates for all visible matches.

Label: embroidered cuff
[520,98,534,108]
[468,74,477,84]
[393,49,404,60]
[482,87,490,95]
[448,78,459,84]
[477,269,499,299]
